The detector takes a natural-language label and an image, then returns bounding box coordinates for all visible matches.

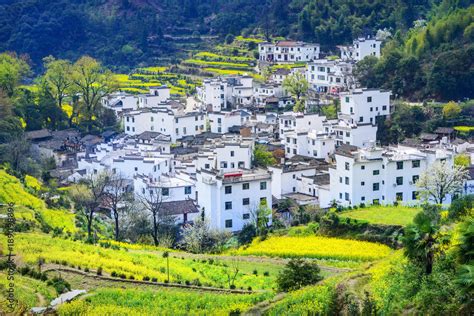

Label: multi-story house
[329,143,454,207]
[339,37,382,62]
[258,41,320,63]
[196,76,253,112]
[123,107,206,142]
[195,136,272,232]
[306,59,355,93]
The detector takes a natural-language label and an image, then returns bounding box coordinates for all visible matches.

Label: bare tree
[70,172,109,242]
[102,171,132,241]
[223,259,240,289]
[416,160,469,204]
[137,185,174,246]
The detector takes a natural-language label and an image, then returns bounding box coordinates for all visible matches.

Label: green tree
[253,144,276,167]
[277,259,322,292]
[0,53,30,97]
[403,205,449,274]
[43,56,73,110]
[442,101,462,119]
[71,56,116,132]
[282,72,308,113]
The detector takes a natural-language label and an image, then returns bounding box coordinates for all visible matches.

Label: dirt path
[244,292,287,315]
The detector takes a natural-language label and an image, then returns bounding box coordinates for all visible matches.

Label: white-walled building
[123,107,206,142]
[328,143,454,207]
[197,76,253,112]
[194,136,271,232]
[258,41,320,63]
[208,110,251,134]
[102,86,171,115]
[339,88,392,125]
[278,113,327,139]
[306,59,355,93]
[253,83,286,106]
[339,37,382,62]
[134,173,199,224]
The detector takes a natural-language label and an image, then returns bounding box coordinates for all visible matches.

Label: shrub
[152,277,158,283]
[277,259,322,292]
[120,273,126,279]
[47,276,71,295]
[247,286,252,291]
[97,267,102,276]
[263,271,270,277]
[84,267,89,273]
[129,275,135,280]
[238,224,257,245]
[111,271,117,277]
[230,284,236,289]
[253,269,258,275]
[143,276,150,281]
[185,280,190,285]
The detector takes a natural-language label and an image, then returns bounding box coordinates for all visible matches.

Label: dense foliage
[355,4,474,101]
[0,0,451,72]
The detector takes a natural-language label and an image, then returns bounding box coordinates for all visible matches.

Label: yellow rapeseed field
[237,236,391,261]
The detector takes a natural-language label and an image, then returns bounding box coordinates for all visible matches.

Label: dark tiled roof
[25,129,52,141]
[434,127,454,134]
[420,133,438,141]
[161,200,199,215]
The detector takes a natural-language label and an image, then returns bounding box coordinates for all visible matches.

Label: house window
[396,192,403,201]
[361,181,365,186]
[361,196,365,201]
[339,177,342,183]
[373,183,380,191]
[345,193,349,201]
[205,163,210,169]
[260,182,267,190]
[243,198,250,205]
[134,167,138,172]
[361,165,365,170]
[220,161,228,168]
[397,161,404,170]
[243,213,250,220]
[217,118,222,123]
[367,97,372,102]
[345,177,349,185]
[373,170,379,175]
[230,151,235,157]
[345,97,349,102]
[184,186,191,195]
[162,188,169,196]
[225,202,232,210]
[225,220,232,228]
[359,116,363,122]
[412,191,418,200]
[412,160,420,168]
[396,176,403,186]
[345,162,350,170]
[242,183,249,190]
[225,186,232,194]
[373,199,380,205]
[412,175,419,183]
[382,105,387,111]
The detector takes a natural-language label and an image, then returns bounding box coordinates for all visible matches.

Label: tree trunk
[113,210,119,241]
[87,208,94,242]
[152,212,159,246]
[426,250,433,274]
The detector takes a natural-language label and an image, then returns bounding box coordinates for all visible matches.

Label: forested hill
[0,0,445,71]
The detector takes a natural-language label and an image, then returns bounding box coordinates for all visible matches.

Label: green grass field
[339,206,421,226]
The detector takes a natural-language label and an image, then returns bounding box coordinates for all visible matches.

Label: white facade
[197,76,253,112]
[306,59,354,93]
[123,108,206,142]
[259,41,320,63]
[328,144,454,207]
[208,110,251,134]
[340,88,391,125]
[339,37,382,62]
[102,86,171,115]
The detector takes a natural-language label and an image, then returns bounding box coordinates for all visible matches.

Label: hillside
[0,0,439,71]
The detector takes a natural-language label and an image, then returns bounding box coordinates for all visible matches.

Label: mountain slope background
[0,0,446,70]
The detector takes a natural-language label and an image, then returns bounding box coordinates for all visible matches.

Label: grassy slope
[57,287,271,316]
[0,170,76,233]
[339,206,421,226]
[0,233,282,291]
